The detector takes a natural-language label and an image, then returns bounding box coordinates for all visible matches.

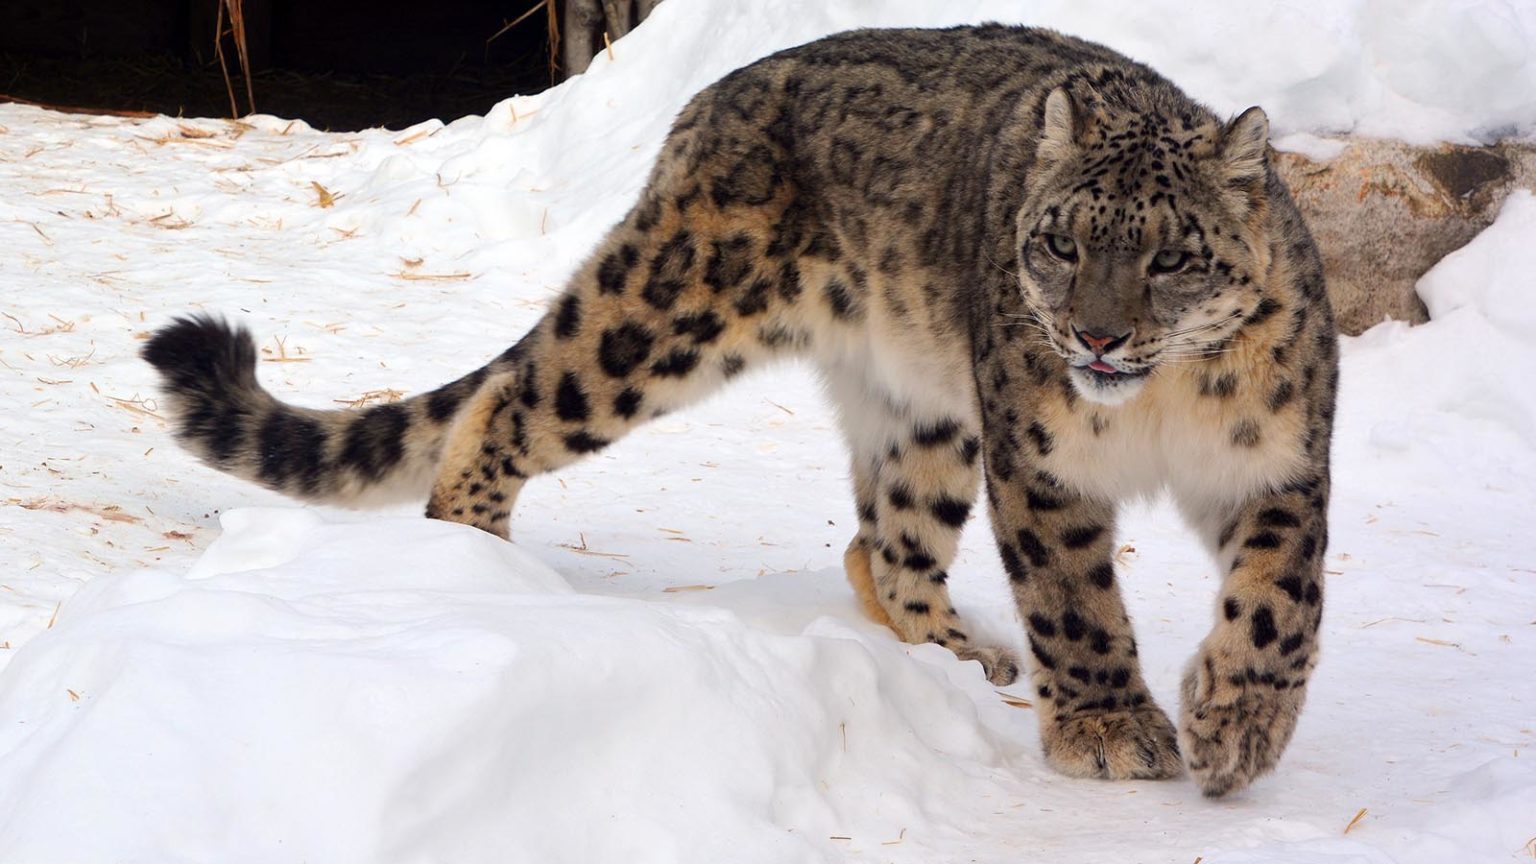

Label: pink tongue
[1088,360,1117,373]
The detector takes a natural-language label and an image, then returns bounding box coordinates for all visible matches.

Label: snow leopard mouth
[1082,363,1150,383]
[1070,358,1152,384]
[1065,358,1154,405]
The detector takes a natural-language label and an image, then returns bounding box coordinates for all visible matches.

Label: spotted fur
[144,25,1336,798]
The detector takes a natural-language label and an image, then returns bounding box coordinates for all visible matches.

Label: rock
[1275,138,1536,335]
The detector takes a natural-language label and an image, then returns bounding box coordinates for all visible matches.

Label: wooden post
[601,0,632,38]
[563,0,603,76]
[561,0,663,78]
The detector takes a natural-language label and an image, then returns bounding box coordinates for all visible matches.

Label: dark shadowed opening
[0,0,558,130]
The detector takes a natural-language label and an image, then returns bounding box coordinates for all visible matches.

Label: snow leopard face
[1014,87,1275,406]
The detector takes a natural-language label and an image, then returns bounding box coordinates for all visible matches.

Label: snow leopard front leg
[1179,474,1329,797]
[827,369,1020,686]
[982,463,1183,780]
[975,349,1181,779]
[867,416,1022,686]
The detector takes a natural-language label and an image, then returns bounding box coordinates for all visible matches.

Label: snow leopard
[144,25,1338,797]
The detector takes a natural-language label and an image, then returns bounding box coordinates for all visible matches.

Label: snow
[1272,132,1353,162]
[1,0,1534,861]
[0,511,1008,863]
[1419,190,1536,342]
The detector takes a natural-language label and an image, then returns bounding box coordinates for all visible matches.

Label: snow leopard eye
[1150,249,1191,274]
[1044,234,1078,262]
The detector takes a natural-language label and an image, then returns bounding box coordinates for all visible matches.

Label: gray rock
[1275,139,1536,335]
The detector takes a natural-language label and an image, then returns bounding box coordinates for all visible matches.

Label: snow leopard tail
[141,314,514,508]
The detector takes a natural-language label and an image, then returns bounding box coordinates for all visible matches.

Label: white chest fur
[1034,370,1309,512]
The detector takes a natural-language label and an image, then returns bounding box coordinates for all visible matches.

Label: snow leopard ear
[1037,87,1080,164]
[1221,106,1270,186]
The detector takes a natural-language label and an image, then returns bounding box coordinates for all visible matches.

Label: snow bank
[1320,189,1536,462]
[0,510,1003,864]
[1418,190,1536,339]
[535,0,1536,147]
[1406,190,1536,449]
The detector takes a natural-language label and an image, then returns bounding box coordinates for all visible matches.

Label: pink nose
[1073,327,1132,354]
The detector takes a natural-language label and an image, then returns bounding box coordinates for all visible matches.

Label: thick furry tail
[142,315,499,508]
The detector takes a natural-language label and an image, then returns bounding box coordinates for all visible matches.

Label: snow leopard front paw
[955,643,1020,686]
[1179,648,1308,797]
[843,540,1019,685]
[1040,702,1183,780]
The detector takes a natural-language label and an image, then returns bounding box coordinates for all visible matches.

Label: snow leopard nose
[1073,326,1132,355]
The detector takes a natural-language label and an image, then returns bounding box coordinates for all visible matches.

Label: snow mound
[1367,189,1536,452]
[0,510,1002,864]
[555,0,1536,146]
[1417,189,1536,339]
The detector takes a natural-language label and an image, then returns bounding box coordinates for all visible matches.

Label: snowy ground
[2,1,1534,862]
